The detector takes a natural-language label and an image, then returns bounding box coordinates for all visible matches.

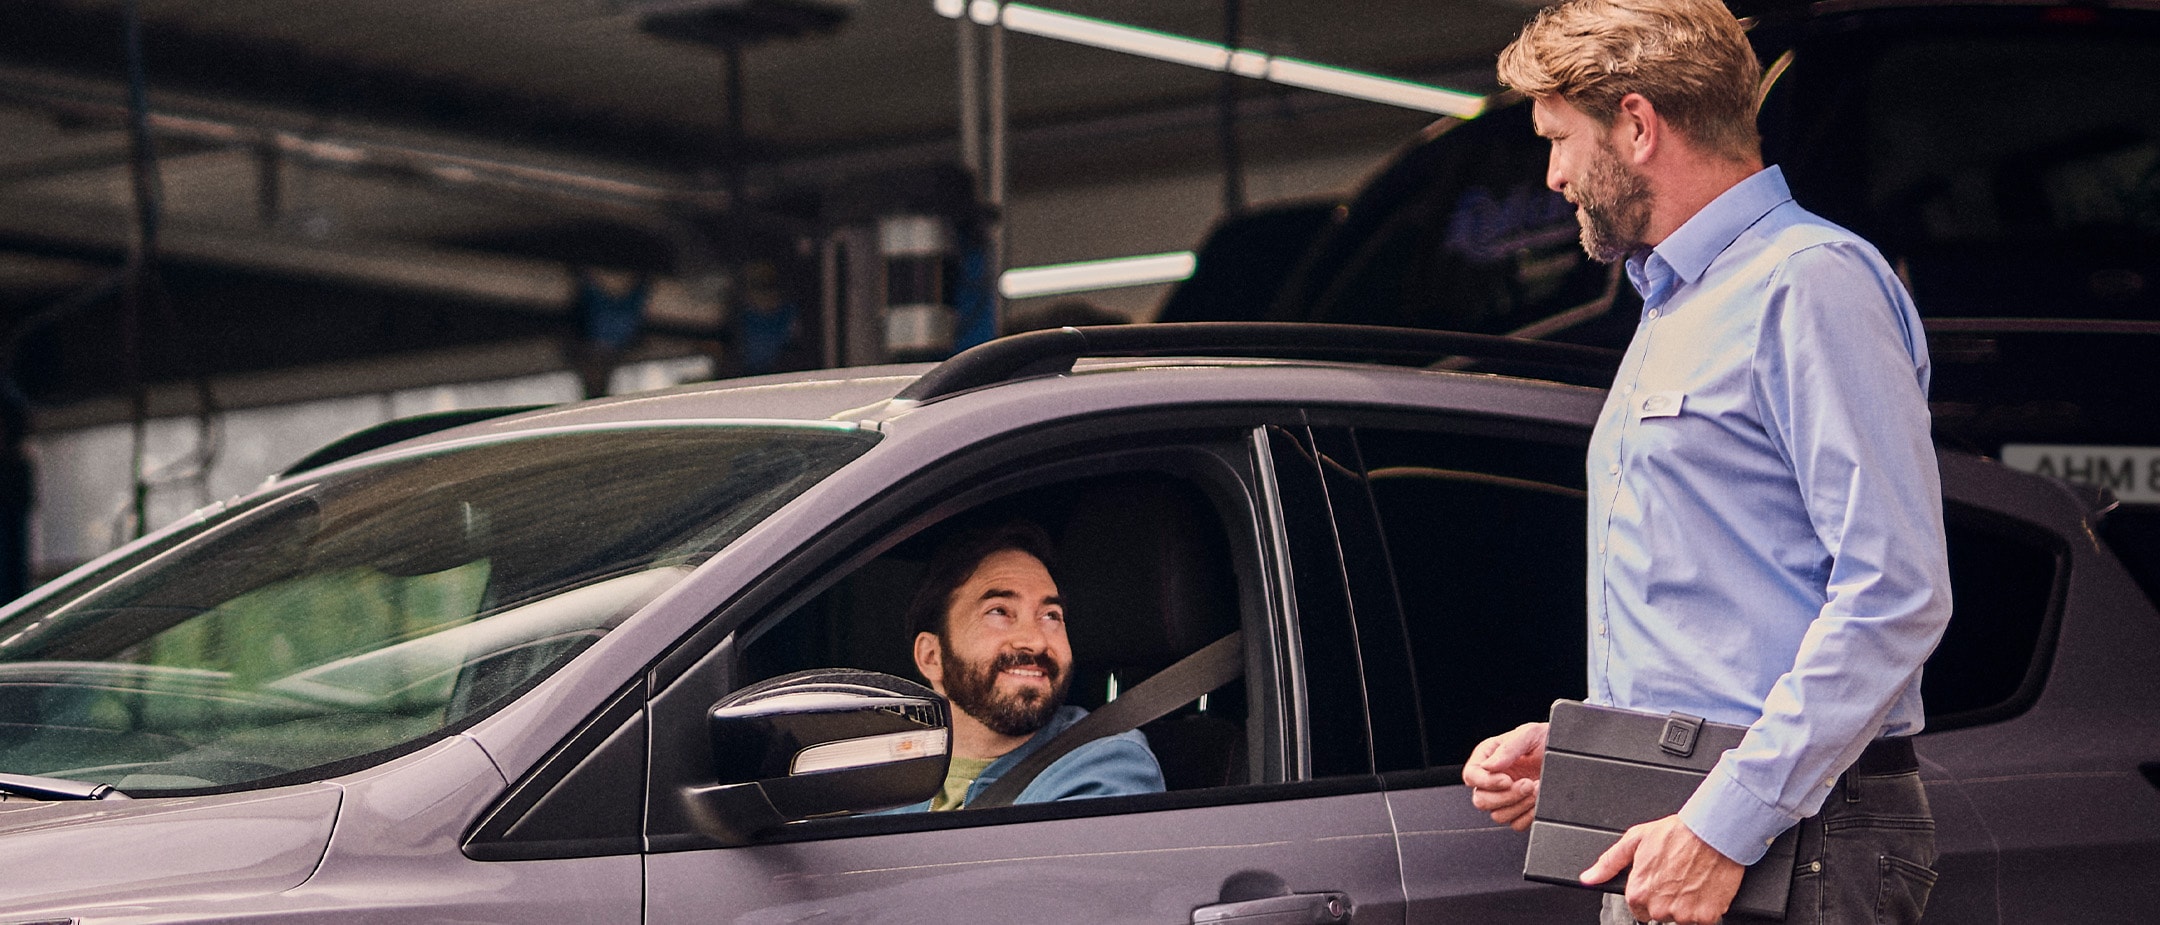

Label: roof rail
[894,322,1622,403]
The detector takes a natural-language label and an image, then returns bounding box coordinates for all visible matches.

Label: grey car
[1,323,2154,923]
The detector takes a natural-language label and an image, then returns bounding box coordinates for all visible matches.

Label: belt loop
[1843,771,1860,803]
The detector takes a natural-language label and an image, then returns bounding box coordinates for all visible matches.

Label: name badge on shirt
[1639,391,1686,418]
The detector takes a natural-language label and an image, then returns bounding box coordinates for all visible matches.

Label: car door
[1324,418,2004,921]
[638,416,1409,924]
[1328,414,2155,922]
[1309,417,1607,922]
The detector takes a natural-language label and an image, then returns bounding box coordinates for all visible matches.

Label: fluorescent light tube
[1000,5,1230,71]
[1000,251,1198,299]
[1265,57,1487,118]
[938,2,1486,118]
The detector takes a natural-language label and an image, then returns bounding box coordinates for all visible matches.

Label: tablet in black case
[1523,699,1796,920]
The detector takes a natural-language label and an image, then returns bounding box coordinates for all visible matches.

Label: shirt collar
[1647,164,1791,286]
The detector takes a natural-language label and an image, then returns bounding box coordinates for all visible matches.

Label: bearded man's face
[939,641,1070,736]
[926,548,1074,737]
[1532,95,1655,264]
[1572,138,1655,263]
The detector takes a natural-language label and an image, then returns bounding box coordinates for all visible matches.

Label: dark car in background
[1165,0,2160,632]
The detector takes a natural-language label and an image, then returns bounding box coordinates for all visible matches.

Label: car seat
[1052,474,1246,790]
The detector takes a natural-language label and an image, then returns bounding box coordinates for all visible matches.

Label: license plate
[2001,444,2160,505]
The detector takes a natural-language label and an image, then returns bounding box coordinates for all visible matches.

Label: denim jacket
[884,705,1165,812]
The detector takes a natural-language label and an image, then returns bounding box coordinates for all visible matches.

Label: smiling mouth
[988,652,1060,687]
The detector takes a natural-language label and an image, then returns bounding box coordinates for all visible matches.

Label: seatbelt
[967,629,1244,810]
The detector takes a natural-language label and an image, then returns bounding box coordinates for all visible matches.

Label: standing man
[888,520,1163,812]
[1460,1,1953,923]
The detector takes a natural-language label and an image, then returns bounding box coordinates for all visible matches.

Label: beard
[1572,142,1654,264]
[940,643,1070,737]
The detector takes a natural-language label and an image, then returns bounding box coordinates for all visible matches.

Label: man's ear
[1614,92,1660,165]
[913,631,945,690]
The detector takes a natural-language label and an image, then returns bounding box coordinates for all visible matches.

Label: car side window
[1924,507,2063,729]
[1349,419,2069,748]
[736,468,1253,798]
[1348,423,1591,770]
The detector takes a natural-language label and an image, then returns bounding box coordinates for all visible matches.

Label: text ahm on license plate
[2001,444,2160,505]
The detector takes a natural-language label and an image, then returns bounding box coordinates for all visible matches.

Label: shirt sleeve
[1678,240,1953,863]
[1011,728,1168,804]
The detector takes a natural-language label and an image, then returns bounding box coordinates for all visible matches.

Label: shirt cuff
[1677,762,1801,866]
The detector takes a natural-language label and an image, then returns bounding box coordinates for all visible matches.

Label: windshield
[0,424,877,794]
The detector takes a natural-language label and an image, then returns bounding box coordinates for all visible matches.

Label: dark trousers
[1603,737,1937,925]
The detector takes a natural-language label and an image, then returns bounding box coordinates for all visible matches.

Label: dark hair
[902,519,1061,640]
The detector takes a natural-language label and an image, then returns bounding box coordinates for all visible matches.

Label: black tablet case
[1523,699,1796,920]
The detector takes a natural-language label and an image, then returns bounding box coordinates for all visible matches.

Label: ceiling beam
[0,0,718,169]
[0,199,723,334]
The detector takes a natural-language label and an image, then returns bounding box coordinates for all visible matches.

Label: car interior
[739,468,1251,798]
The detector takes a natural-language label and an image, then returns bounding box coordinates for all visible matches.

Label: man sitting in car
[888,520,1165,810]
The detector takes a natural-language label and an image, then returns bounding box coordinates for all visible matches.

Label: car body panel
[1916,454,2160,924]
[266,735,643,923]
[647,794,1408,925]
[1386,782,1605,921]
[0,783,340,916]
[436,367,926,436]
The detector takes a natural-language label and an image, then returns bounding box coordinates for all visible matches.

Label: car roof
[282,323,1622,477]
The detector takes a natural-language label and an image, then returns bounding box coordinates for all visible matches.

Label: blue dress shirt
[1587,166,1953,864]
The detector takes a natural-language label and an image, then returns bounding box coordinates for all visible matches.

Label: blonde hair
[1497,0,1762,161]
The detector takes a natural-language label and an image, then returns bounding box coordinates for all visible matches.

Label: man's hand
[1462,721,1547,830]
[1579,814,1744,925]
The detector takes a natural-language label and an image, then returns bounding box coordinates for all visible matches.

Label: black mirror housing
[689,669,950,843]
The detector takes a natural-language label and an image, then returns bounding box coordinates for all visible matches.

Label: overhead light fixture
[938,2,1487,118]
[1000,5,1231,71]
[1000,251,1198,299]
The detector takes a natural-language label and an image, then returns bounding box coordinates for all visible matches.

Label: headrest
[1054,476,1234,673]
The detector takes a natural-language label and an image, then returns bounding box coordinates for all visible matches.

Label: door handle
[1191,890,1351,924]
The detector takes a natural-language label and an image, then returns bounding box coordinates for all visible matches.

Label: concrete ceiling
[0,0,1542,417]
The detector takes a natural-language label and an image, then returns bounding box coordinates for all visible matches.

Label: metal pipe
[724,40,747,208]
[1218,0,1245,216]
[819,232,843,369]
[957,13,983,188]
[986,11,1008,333]
[0,81,718,217]
[255,143,282,227]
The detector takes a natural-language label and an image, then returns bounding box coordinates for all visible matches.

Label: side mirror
[684,669,949,845]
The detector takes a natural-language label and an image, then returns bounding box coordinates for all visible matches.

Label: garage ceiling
[0,0,1539,417]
